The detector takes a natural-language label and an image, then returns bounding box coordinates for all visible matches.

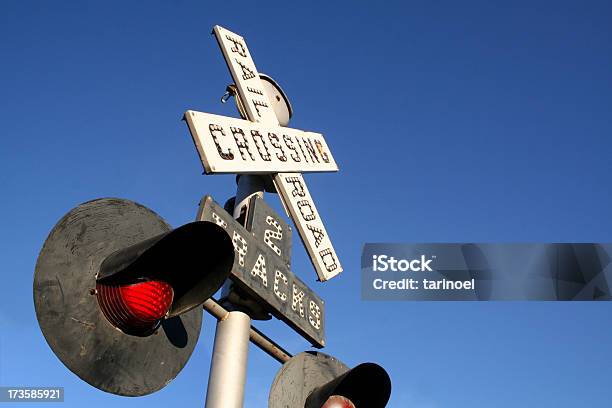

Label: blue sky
[2,1,612,406]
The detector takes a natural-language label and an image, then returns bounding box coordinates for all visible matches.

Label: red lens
[120,281,174,321]
[97,280,174,336]
[321,395,356,408]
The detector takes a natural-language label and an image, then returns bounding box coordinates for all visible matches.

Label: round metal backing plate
[269,351,349,408]
[34,198,203,396]
[259,73,293,127]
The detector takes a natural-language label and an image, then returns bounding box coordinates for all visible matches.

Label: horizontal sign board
[197,195,325,348]
[185,110,338,174]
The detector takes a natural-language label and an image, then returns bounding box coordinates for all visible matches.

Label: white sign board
[274,173,342,281]
[213,25,279,124]
[185,110,338,174]
[212,25,343,281]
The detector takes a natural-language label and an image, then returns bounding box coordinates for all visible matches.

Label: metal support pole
[204,311,251,408]
[233,175,265,220]
[249,325,291,364]
[204,176,267,407]
[203,299,292,364]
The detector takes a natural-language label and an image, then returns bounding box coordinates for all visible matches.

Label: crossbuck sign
[186,112,338,174]
[185,25,343,282]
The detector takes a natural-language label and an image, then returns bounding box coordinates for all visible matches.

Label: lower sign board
[197,195,325,348]
[246,195,292,269]
[184,110,338,174]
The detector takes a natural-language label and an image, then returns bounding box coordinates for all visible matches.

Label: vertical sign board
[212,25,343,282]
[246,196,292,269]
[197,195,325,348]
[273,174,341,281]
[212,25,278,124]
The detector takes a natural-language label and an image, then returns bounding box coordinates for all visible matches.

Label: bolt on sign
[197,195,325,348]
[185,25,343,282]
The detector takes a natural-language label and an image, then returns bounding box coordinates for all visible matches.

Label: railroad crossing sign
[185,112,338,174]
[197,195,325,347]
[185,25,343,282]
[32,23,393,407]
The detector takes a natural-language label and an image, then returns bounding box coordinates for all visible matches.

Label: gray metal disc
[269,352,349,408]
[34,198,202,396]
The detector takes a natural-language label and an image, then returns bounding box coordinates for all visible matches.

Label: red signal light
[97,280,174,336]
[321,395,356,408]
[120,280,174,321]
